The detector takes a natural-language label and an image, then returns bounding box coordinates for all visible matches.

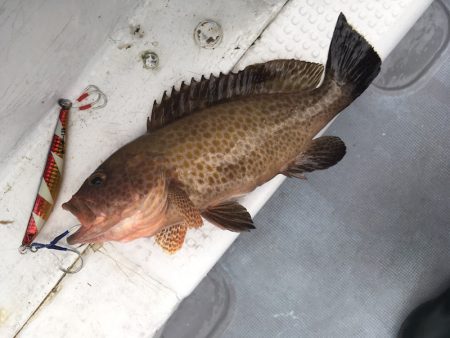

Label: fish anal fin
[168,184,203,229]
[282,136,346,178]
[155,223,187,254]
[148,60,324,131]
[202,200,255,232]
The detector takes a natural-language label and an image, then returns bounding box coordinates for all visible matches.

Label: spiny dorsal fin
[148,59,324,131]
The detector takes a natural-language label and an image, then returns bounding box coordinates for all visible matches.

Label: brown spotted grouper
[62,14,381,253]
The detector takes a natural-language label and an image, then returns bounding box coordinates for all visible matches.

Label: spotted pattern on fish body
[63,14,381,252]
[136,77,350,210]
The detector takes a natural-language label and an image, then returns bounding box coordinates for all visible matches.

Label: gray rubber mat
[161,1,450,337]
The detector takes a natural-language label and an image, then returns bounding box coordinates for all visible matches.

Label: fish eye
[89,172,106,186]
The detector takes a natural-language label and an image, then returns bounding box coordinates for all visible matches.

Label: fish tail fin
[326,13,381,99]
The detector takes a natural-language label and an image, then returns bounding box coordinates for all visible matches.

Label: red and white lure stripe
[20,100,71,248]
[19,85,107,252]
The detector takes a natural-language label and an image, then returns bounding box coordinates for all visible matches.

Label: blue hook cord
[30,230,72,251]
[22,228,84,273]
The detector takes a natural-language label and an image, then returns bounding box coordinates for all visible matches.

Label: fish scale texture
[215,10,450,338]
[161,0,448,337]
[1,0,437,336]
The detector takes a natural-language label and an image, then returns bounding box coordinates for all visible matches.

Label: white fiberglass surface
[0,0,434,337]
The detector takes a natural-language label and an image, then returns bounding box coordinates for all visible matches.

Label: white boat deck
[0,0,433,336]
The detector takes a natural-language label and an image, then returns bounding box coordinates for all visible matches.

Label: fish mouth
[65,226,91,245]
[62,197,100,244]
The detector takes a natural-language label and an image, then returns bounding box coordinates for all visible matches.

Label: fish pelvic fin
[202,200,255,232]
[168,184,203,229]
[326,13,381,99]
[148,60,324,131]
[155,223,187,254]
[282,136,346,178]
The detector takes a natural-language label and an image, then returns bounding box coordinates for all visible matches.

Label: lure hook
[19,225,84,274]
[59,247,84,274]
[73,85,108,110]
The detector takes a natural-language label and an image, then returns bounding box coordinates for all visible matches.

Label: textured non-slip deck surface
[163,1,450,336]
[0,0,436,336]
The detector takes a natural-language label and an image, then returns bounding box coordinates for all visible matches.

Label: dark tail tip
[326,13,381,98]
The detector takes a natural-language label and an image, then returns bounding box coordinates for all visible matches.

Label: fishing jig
[19,85,107,272]
[20,98,72,249]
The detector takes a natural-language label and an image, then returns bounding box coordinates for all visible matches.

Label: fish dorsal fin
[202,200,255,232]
[148,60,324,131]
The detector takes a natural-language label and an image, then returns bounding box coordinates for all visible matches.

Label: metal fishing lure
[19,85,107,254]
[20,99,72,249]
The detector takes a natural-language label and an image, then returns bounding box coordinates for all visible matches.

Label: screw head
[194,20,223,49]
[141,51,159,69]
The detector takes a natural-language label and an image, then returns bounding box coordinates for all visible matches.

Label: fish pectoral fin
[282,136,346,178]
[202,201,255,232]
[148,60,324,132]
[168,184,203,229]
[155,223,187,254]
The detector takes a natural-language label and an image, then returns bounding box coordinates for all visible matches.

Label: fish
[62,13,381,253]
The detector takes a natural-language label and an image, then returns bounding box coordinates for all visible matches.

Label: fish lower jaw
[69,211,166,244]
[99,213,166,242]
[66,216,112,244]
